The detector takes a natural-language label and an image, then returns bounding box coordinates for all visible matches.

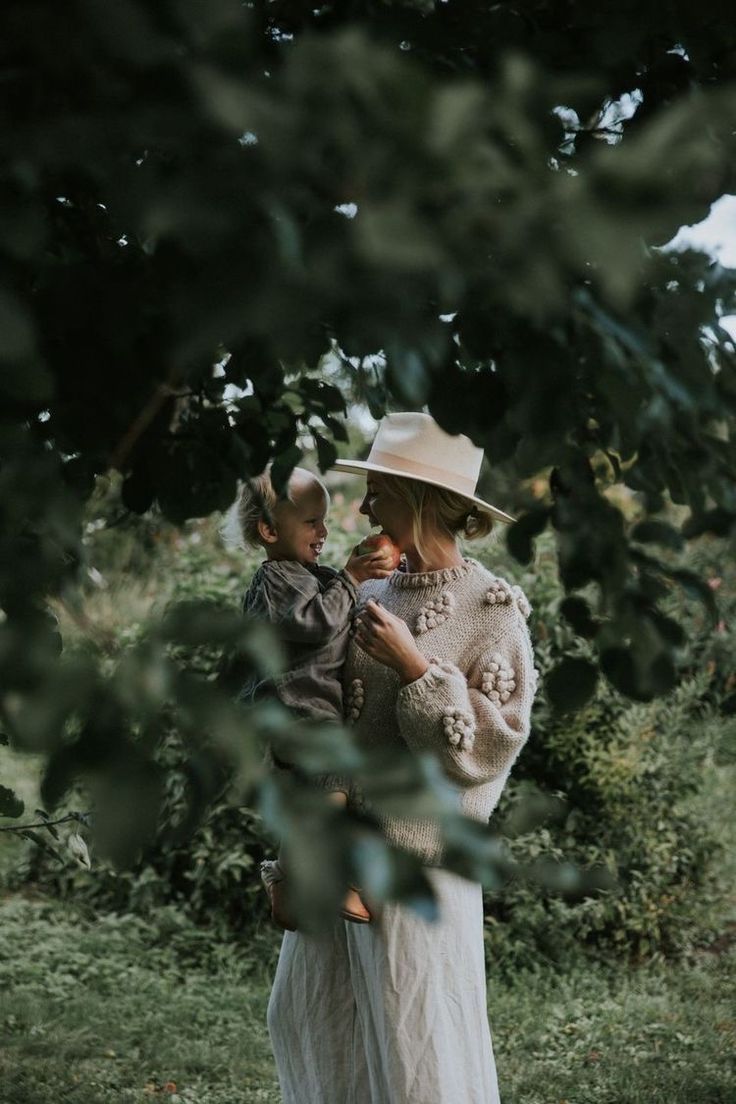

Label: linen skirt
[267,869,500,1104]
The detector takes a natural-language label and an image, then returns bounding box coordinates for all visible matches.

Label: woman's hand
[353,599,429,684]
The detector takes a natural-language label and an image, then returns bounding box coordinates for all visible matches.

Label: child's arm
[258,561,358,645]
[258,546,393,645]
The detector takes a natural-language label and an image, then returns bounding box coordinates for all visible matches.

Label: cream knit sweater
[344,557,536,864]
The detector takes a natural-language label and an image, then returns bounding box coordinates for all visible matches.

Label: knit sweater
[344,558,536,864]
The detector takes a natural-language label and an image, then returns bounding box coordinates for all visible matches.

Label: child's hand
[353,600,429,683]
[344,545,396,585]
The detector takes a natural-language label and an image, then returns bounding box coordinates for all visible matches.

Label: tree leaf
[631,520,683,550]
[298,379,346,414]
[270,444,304,495]
[34,808,60,840]
[681,508,736,539]
[599,646,639,698]
[320,414,349,443]
[559,596,599,639]
[645,609,686,647]
[0,785,24,819]
[313,431,338,473]
[545,657,599,713]
[20,828,64,863]
[506,508,550,565]
[667,567,718,622]
[387,350,430,405]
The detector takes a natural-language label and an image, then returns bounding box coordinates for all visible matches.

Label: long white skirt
[267,870,501,1104]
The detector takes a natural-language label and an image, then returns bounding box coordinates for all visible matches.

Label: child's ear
[257,518,279,545]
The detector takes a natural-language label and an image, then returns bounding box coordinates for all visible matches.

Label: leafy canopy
[1,0,735,908]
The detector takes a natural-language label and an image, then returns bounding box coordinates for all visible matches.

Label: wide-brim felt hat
[333,412,515,525]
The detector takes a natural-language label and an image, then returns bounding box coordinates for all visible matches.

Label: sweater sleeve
[257,562,358,644]
[395,604,535,790]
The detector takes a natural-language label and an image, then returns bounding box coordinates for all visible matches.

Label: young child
[235,464,394,930]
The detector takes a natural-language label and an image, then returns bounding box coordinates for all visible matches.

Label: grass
[2,502,735,1102]
[492,951,736,1103]
[0,895,281,1104]
[2,752,735,1103]
[0,891,734,1104]
[2,723,736,1103]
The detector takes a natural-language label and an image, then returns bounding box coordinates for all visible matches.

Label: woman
[267,412,536,1104]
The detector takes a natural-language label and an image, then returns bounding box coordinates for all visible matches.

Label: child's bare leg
[260,857,296,932]
[261,790,371,928]
[327,791,371,924]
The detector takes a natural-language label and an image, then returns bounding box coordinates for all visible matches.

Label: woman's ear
[257,518,279,545]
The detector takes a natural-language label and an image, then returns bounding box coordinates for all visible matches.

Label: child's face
[266,473,329,566]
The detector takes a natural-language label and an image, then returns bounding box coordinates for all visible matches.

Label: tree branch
[0,812,87,834]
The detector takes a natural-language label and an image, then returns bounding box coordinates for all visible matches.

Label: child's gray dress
[240,559,358,723]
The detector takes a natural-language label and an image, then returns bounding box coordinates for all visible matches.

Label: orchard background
[1,0,736,1100]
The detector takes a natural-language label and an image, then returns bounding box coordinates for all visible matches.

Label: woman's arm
[355,598,535,789]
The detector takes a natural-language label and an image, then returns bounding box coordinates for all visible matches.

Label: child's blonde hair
[380,474,494,561]
[219,466,283,551]
[236,466,283,548]
[227,464,328,550]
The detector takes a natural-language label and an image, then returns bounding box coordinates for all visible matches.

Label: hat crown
[332,411,515,524]
[368,413,482,495]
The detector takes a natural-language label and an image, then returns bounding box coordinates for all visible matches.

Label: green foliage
[480,527,736,968]
[2,0,736,902]
[10,510,733,966]
[489,677,721,967]
[15,748,273,937]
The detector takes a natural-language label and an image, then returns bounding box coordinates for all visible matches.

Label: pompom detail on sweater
[346,677,365,722]
[481,653,517,704]
[484,579,513,606]
[416,590,455,634]
[484,578,532,619]
[442,708,476,751]
[511,585,532,619]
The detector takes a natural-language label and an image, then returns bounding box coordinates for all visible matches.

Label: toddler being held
[235,465,394,929]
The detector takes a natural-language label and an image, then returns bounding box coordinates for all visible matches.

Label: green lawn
[0,894,280,1104]
[2,743,735,1103]
[1,890,734,1104]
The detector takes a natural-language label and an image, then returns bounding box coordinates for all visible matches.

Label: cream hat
[333,412,515,524]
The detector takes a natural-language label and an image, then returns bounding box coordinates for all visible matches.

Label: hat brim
[332,459,516,525]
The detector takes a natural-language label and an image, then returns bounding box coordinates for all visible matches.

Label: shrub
[478,528,731,970]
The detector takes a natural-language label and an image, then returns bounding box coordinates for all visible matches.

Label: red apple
[358,531,402,569]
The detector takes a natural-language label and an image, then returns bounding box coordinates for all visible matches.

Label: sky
[666,193,736,268]
[664,193,736,341]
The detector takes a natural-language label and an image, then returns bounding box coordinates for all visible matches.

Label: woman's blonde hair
[380,475,494,561]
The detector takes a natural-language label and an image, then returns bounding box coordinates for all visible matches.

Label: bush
[479,527,732,970]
